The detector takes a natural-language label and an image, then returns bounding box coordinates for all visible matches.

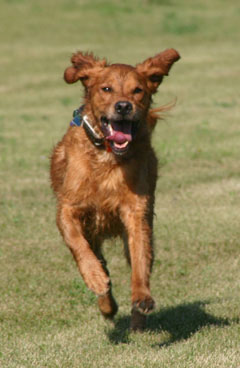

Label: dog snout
[115,101,133,116]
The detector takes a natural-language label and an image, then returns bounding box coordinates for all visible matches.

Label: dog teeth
[108,123,113,135]
[114,141,129,149]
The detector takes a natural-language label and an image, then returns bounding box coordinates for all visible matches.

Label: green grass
[0,0,240,367]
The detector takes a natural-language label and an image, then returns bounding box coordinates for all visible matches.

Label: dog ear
[136,49,180,93]
[64,52,107,86]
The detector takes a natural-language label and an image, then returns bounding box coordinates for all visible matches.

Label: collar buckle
[82,115,105,147]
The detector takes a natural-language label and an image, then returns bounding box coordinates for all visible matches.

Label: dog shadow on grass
[106,300,233,346]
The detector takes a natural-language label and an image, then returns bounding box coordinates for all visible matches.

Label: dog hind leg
[93,244,118,319]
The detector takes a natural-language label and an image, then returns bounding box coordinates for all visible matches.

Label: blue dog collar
[70,107,84,127]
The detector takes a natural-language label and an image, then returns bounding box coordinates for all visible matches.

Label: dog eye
[133,87,143,94]
[102,87,112,93]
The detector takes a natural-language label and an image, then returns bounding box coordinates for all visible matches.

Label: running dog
[50,49,180,330]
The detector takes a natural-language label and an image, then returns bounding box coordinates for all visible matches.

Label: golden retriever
[50,49,180,330]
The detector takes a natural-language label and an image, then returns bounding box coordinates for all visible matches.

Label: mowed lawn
[0,0,239,367]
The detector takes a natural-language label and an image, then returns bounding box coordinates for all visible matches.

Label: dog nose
[115,101,133,116]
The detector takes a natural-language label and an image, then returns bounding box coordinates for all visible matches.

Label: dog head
[64,49,180,156]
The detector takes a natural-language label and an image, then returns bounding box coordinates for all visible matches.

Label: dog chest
[79,206,123,238]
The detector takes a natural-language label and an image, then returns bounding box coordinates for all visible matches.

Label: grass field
[0,0,240,367]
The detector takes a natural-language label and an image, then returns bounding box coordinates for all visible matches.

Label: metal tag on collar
[82,115,104,147]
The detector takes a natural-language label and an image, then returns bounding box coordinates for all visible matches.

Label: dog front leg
[121,205,155,330]
[57,204,110,296]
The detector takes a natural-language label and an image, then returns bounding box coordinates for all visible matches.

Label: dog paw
[87,272,110,296]
[80,262,110,296]
[98,292,118,320]
[132,296,155,315]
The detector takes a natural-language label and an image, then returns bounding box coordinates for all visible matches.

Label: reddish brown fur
[50,49,180,330]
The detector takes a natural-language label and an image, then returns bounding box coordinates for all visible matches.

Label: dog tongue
[107,131,132,144]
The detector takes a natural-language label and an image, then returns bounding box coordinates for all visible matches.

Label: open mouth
[101,117,134,155]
